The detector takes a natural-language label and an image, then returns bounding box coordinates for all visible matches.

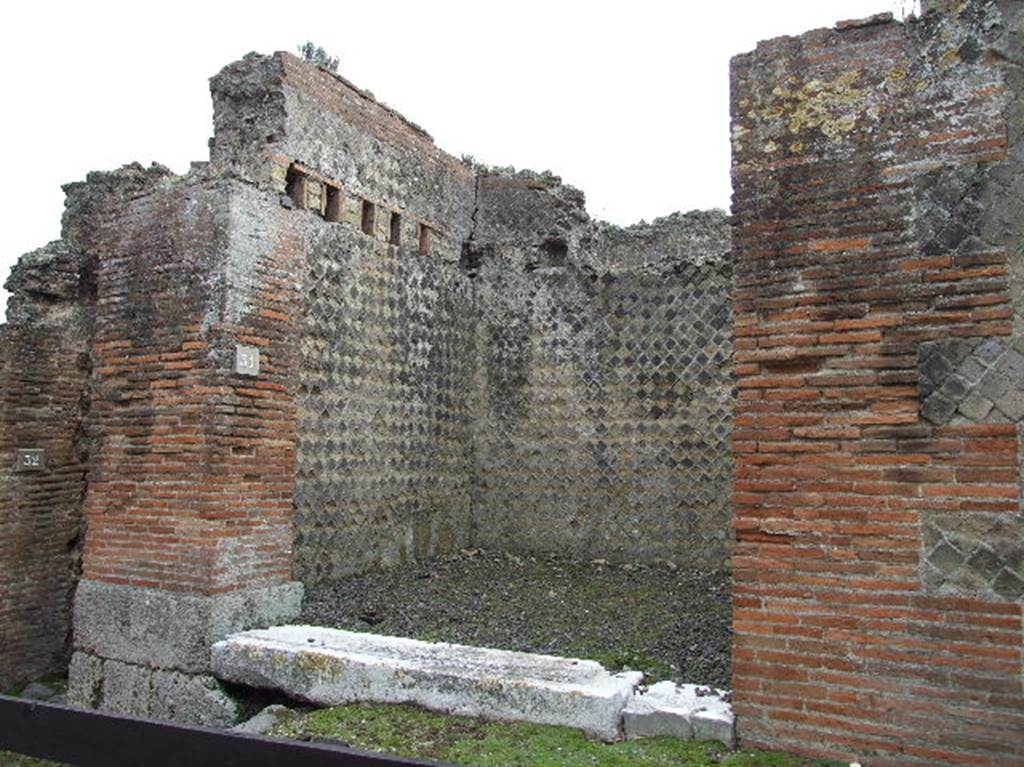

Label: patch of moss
[271,702,843,767]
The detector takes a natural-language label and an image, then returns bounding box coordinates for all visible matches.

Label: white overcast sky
[0,0,915,316]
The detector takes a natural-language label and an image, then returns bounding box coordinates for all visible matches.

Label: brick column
[0,243,92,690]
[65,167,304,726]
[730,5,1023,766]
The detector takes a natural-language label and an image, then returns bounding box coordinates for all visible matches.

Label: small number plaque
[234,344,260,377]
[15,449,46,473]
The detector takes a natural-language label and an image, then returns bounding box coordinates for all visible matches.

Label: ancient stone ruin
[0,1,1021,765]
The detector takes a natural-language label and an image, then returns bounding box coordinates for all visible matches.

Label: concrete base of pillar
[67,652,239,727]
[68,579,302,726]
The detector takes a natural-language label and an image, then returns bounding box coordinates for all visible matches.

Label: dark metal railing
[0,695,451,767]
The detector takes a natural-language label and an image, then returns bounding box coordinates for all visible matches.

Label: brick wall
[730,4,1023,765]
[0,244,91,690]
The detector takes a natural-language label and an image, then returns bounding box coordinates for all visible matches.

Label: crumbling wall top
[596,210,731,275]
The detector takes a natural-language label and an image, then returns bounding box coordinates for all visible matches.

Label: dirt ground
[300,549,733,689]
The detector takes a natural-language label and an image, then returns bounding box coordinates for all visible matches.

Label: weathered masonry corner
[730,2,1023,765]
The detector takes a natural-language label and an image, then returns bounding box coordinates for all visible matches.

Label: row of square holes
[286,164,432,256]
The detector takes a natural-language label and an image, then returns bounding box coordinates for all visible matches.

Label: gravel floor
[300,549,733,689]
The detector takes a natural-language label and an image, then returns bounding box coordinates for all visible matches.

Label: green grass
[271,702,841,767]
[0,754,66,766]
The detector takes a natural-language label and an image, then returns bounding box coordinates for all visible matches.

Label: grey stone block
[692,705,736,746]
[939,375,970,403]
[74,580,303,673]
[967,547,1003,581]
[921,393,958,425]
[946,339,977,366]
[977,370,1012,401]
[66,652,104,709]
[993,570,1024,600]
[975,339,1007,365]
[101,659,152,718]
[623,704,693,739]
[956,356,989,384]
[919,349,952,388]
[957,392,994,421]
[69,655,239,727]
[1000,349,1024,379]
[995,389,1024,420]
[151,670,239,728]
[930,542,964,575]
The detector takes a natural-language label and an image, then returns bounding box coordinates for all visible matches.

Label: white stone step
[623,681,735,747]
[211,625,643,741]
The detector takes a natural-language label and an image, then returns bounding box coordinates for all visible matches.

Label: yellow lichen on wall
[771,71,870,141]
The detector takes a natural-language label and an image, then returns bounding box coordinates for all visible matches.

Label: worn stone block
[66,652,104,709]
[977,370,1012,401]
[956,355,989,384]
[212,626,642,741]
[151,670,239,728]
[922,393,958,424]
[995,388,1024,420]
[623,682,734,747]
[100,659,152,718]
[73,580,303,673]
[975,339,1008,365]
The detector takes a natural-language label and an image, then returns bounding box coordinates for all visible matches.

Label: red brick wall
[730,7,1023,766]
[78,175,303,596]
[0,252,91,690]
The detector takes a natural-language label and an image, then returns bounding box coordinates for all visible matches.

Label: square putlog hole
[418,224,432,256]
[390,212,402,246]
[325,187,344,223]
[361,200,376,236]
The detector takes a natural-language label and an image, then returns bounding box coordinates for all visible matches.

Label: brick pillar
[0,242,92,690]
[730,5,1023,766]
[65,167,304,726]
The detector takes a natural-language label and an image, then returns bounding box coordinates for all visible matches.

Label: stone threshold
[211,625,734,745]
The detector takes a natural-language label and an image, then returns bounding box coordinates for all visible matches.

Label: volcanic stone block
[150,669,239,728]
[922,512,1024,600]
[919,336,1024,426]
[73,580,303,673]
